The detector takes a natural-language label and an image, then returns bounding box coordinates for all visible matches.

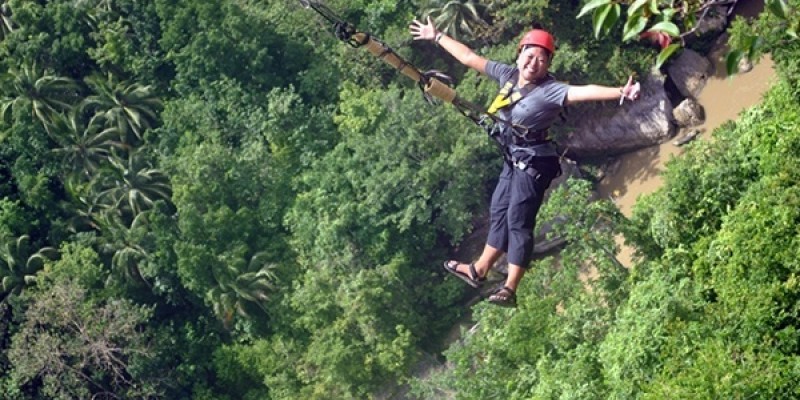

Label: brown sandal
[487,286,517,308]
[443,260,486,288]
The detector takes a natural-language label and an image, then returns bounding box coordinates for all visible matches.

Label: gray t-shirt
[485,60,569,132]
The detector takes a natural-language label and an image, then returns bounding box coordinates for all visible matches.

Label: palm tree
[94,149,172,219]
[50,109,125,179]
[207,252,278,328]
[61,177,106,233]
[0,63,78,127]
[421,0,489,41]
[74,0,113,13]
[95,210,151,285]
[1,1,14,41]
[83,74,162,145]
[0,235,58,303]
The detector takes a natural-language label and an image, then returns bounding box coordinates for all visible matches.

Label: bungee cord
[298,0,496,130]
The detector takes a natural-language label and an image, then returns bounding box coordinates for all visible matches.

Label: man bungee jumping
[410,17,641,307]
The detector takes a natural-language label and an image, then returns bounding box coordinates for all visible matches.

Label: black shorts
[486,156,560,267]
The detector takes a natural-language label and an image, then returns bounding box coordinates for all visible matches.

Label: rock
[698,5,731,34]
[550,157,582,188]
[706,32,730,72]
[683,5,732,51]
[672,97,705,127]
[604,157,622,178]
[558,74,675,158]
[667,49,714,98]
[674,129,701,146]
[738,56,754,73]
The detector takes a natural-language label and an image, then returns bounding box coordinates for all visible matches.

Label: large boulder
[667,48,714,98]
[683,4,733,51]
[558,74,675,158]
[672,97,706,127]
[698,4,732,34]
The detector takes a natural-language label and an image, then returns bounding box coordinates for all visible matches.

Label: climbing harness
[486,74,555,145]
[487,80,525,115]
[483,71,564,179]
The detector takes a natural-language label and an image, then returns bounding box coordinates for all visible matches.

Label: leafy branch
[577,0,798,70]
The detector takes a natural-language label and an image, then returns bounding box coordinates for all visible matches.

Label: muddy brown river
[597,3,776,266]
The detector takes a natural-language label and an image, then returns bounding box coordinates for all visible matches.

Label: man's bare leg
[487,263,523,306]
[451,244,504,278]
[504,264,525,291]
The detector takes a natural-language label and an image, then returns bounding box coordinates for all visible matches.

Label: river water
[597,2,776,266]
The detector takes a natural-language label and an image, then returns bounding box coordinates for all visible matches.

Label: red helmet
[518,29,555,55]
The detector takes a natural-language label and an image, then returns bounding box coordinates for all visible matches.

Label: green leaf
[741,34,756,52]
[648,0,661,15]
[684,11,697,30]
[648,21,680,37]
[578,0,612,19]
[747,37,763,61]
[623,14,649,42]
[603,4,622,36]
[629,0,650,16]
[655,43,681,69]
[737,34,762,62]
[661,7,676,21]
[592,3,614,38]
[725,50,743,76]
[766,0,789,19]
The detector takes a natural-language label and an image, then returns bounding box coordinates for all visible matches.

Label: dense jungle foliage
[0,0,798,398]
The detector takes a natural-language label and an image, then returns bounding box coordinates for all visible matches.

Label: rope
[298,0,523,142]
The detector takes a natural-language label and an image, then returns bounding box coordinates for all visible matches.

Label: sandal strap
[469,263,486,282]
[492,286,515,298]
[487,285,517,307]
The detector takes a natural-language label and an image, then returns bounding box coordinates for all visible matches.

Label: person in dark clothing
[410,17,641,307]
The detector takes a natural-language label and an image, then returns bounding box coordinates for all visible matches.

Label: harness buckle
[511,127,548,145]
[510,157,541,179]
